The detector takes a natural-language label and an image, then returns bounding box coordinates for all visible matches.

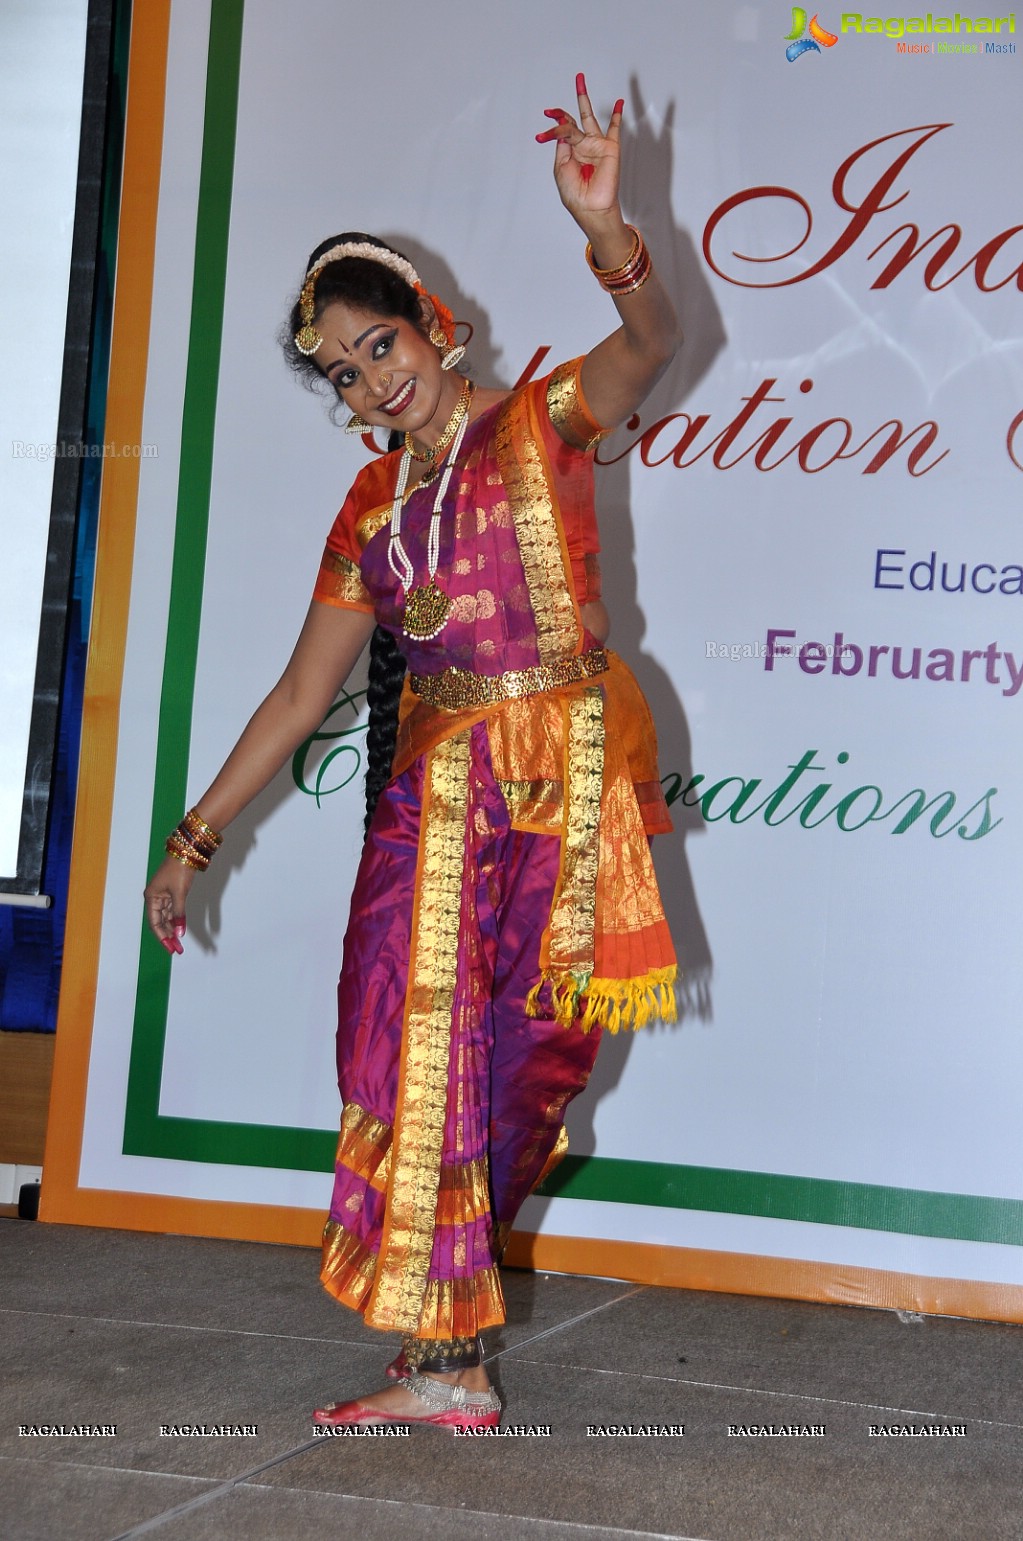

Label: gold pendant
[402,580,453,641]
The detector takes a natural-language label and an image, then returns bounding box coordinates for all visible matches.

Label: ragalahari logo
[784,8,839,58]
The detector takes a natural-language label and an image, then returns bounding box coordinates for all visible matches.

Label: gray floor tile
[251,1360,1023,1541]
[142,1483,681,1541]
[1,1221,348,1343]
[505,1283,1023,1430]
[1,1222,630,1357]
[0,1456,219,1541]
[0,1310,367,1478]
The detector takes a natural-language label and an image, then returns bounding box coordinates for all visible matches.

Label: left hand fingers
[536,109,579,145]
[535,88,624,148]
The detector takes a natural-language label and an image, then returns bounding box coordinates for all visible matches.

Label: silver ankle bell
[399,1374,502,1416]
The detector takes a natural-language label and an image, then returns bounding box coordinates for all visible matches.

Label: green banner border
[119,0,1023,1252]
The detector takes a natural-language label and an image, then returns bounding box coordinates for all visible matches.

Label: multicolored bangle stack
[165,808,223,872]
[585,224,652,297]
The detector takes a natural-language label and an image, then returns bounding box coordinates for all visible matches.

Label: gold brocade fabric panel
[497,778,565,833]
[355,504,392,551]
[335,1100,392,1195]
[365,730,471,1333]
[542,687,606,1023]
[597,760,671,936]
[487,694,569,834]
[545,357,612,452]
[434,1155,493,1228]
[313,548,374,610]
[417,1267,506,1339]
[394,652,673,840]
[495,391,581,666]
[320,1220,380,1314]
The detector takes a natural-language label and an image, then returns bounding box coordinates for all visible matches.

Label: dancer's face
[315,302,459,442]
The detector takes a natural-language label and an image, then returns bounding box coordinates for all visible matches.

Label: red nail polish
[614,99,624,116]
[580,164,594,182]
[576,72,587,96]
[161,937,175,954]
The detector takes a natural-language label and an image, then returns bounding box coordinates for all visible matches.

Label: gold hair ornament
[294,242,424,356]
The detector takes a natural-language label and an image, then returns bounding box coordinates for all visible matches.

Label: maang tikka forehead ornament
[294,242,424,356]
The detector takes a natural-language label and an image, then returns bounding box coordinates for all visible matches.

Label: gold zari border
[321,1219,379,1314]
[546,357,611,452]
[495,393,580,666]
[335,1100,392,1194]
[315,548,372,609]
[355,505,392,550]
[539,687,605,1026]
[365,730,471,1331]
[434,1155,493,1229]
[417,1265,506,1338]
[498,777,564,832]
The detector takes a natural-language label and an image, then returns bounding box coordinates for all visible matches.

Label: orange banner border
[40,0,173,1222]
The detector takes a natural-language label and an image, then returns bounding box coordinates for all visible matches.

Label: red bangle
[585,226,651,296]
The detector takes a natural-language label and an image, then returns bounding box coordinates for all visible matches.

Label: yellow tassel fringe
[526,966,678,1033]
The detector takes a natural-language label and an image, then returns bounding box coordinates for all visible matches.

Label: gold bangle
[182,807,223,848]
[165,836,207,872]
[171,831,210,864]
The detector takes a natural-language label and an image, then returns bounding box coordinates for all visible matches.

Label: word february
[765,627,1023,695]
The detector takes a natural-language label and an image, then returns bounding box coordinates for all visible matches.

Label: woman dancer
[144,76,682,1431]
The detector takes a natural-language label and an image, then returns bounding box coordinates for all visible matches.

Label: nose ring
[380,372,393,391]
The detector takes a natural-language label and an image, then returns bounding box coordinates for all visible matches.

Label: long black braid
[363,629,407,834]
[281,236,420,837]
[363,429,407,835]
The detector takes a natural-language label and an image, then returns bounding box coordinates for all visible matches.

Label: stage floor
[2,1218,1020,1540]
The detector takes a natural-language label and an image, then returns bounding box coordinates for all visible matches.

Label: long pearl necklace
[387,381,474,641]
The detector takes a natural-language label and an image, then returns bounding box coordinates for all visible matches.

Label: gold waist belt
[409,646,609,713]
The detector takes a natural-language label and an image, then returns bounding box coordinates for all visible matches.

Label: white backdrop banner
[59,0,1023,1302]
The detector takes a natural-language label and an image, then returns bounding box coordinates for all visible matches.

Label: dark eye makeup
[331,329,398,391]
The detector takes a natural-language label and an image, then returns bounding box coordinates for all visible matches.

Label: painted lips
[379,378,416,416]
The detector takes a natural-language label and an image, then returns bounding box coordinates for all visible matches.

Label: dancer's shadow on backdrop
[518,83,726,1165]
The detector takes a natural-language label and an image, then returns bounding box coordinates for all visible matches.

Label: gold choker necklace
[404,378,473,465]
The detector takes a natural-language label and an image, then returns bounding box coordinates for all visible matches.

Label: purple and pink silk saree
[311,358,677,1342]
